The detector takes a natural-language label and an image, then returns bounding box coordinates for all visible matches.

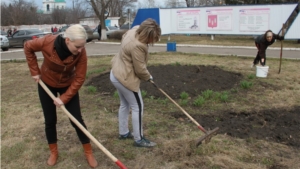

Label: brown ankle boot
[47,143,58,166]
[82,143,98,168]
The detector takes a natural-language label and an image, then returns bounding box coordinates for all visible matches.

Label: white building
[42,0,66,14]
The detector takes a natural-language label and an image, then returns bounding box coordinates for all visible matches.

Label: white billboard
[159,4,298,37]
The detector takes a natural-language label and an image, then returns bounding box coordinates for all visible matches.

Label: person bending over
[253,30,284,67]
[110,18,161,148]
[24,24,98,168]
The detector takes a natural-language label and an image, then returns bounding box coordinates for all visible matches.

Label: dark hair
[264,30,273,39]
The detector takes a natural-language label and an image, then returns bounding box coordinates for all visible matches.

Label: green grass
[202,89,214,99]
[248,74,256,79]
[220,91,229,102]
[180,99,189,106]
[113,90,119,99]
[240,80,253,89]
[180,91,189,100]
[193,95,205,106]
[86,85,97,94]
[86,68,106,78]
[141,90,147,98]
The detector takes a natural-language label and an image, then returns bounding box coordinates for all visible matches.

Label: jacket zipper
[58,66,67,84]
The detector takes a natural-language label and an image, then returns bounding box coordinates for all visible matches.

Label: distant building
[42,0,66,14]
[79,17,121,29]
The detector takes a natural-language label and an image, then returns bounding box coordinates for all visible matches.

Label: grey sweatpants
[110,71,144,141]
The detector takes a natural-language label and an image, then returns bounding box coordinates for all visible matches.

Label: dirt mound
[86,65,243,99]
[86,65,300,148]
[171,106,300,148]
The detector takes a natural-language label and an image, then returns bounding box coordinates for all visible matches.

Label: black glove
[278,36,284,41]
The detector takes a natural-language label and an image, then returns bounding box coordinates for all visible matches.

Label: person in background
[24,24,98,168]
[97,22,101,41]
[53,26,58,32]
[51,27,54,33]
[110,18,161,148]
[7,28,12,36]
[252,30,284,67]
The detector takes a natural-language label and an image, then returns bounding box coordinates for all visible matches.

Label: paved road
[1,41,299,61]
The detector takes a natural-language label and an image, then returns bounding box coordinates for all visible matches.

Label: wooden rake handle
[150,80,208,134]
[38,80,127,169]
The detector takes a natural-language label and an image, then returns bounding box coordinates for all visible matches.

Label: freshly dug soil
[86,65,300,148]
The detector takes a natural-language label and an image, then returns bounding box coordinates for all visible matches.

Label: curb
[94,41,300,51]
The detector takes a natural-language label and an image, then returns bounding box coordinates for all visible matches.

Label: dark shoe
[133,137,156,148]
[119,131,133,140]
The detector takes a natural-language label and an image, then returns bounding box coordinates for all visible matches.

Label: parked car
[54,25,94,42]
[92,26,120,39]
[8,29,46,47]
[0,35,10,51]
[119,23,131,30]
[1,31,8,37]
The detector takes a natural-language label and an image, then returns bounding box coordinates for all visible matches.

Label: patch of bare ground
[86,62,300,168]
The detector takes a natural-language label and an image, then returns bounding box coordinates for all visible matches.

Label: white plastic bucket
[256,65,269,78]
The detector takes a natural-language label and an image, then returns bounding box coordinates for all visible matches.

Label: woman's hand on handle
[53,97,64,107]
[32,75,40,83]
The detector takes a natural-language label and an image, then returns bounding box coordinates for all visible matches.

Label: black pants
[253,43,266,66]
[38,83,90,144]
[98,32,101,40]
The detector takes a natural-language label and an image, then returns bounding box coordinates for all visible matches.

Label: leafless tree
[164,0,186,8]
[137,0,157,8]
[88,0,113,40]
[1,0,88,26]
[88,0,137,39]
[1,3,11,26]
[51,9,68,24]
[109,0,136,26]
[67,0,88,24]
[1,0,39,26]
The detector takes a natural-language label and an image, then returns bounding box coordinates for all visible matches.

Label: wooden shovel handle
[278,23,285,74]
[38,80,127,169]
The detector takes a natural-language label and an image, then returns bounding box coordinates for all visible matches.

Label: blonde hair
[136,18,161,45]
[63,24,87,41]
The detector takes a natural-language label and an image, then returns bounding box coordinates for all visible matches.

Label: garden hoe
[150,80,219,147]
[38,80,127,169]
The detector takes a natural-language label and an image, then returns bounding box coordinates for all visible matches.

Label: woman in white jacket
[110,18,161,147]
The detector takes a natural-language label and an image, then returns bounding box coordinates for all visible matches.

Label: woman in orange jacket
[24,24,98,168]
